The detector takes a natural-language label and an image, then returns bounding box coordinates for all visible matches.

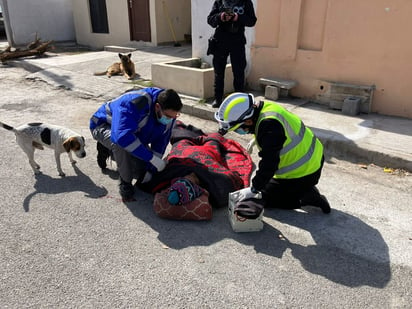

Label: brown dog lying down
[94,53,136,80]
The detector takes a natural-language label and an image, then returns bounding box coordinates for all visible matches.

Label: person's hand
[220,12,234,22]
[246,138,256,154]
[141,171,152,183]
[237,187,261,201]
[150,155,166,172]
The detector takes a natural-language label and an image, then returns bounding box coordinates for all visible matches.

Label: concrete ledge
[104,46,137,53]
[259,77,298,89]
[152,58,233,99]
[316,80,375,113]
[260,77,298,98]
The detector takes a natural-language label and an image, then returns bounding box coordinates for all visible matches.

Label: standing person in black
[207,0,257,108]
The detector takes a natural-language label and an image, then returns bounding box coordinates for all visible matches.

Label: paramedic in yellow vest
[214,92,331,214]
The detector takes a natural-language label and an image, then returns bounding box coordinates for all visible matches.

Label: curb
[319,137,412,171]
[182,99,412,172]
[181,99,215,121]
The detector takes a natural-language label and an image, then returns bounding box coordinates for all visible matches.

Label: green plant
[129,79,154,87]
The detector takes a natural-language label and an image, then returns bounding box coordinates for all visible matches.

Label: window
[89,0,109,33]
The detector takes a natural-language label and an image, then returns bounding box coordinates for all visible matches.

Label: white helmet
[214,92,255,132]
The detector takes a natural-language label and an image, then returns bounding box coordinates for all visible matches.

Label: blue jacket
[90,88,175,163]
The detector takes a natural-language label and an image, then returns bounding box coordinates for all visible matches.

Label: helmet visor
[214,104,254,132]
[216,119,243,133]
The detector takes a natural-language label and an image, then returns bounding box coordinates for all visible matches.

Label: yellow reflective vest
[255,101,324,179]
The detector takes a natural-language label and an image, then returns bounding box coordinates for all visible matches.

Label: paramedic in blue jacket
[90,88,183,201]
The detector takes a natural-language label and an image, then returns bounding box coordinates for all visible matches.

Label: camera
[224,7,233,15]
[222,6,235,21]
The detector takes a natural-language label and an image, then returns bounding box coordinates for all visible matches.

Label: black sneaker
[300,187,331,214]
[119,178,135,202]
[97,142,111,169]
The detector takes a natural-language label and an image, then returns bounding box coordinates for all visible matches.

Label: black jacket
[207,0,257,44]
[248,103,286,191]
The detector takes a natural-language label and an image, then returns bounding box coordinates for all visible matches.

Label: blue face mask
[234,127,249,135]
[158,115,173,125]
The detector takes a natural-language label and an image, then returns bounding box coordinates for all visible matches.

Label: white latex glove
[247,137,256,154]
[141,171,152,183]
[237,187,262,201]
[150,155,166,172]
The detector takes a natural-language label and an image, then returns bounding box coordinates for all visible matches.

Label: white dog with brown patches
[0,121,86,176]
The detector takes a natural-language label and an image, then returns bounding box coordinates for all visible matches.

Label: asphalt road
[0,66,411,308]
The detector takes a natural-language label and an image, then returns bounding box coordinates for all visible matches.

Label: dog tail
[0,121,16,132]
[93,71,107,76]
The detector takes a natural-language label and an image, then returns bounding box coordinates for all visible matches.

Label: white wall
[73,0,138,49]
[191,0,256,74]
[3,0,74,45]
[155,0,191,44]
[73,0,190,49]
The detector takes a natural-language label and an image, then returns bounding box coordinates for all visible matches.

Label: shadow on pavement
[23,164,107,212]
[3,60,74,90]
[264,208,391,288]
[126,191,390,288]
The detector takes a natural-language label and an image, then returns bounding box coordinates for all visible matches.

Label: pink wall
[250,0,412,118]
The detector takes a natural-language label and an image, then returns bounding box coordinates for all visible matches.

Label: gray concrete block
[265,85,279,100]
[342,96,361,116]
[279,88,289,98]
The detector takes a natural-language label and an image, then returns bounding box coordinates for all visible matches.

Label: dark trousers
[212,42,246,102]
[90,124,146,183]
[262,158,325,209]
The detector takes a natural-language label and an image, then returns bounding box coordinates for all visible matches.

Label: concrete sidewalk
[3,43,412,172]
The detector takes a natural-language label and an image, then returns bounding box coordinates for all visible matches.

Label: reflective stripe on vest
[124,138,142,153]
[105,90,153,129]
[276,135,317,175]
[105,103,112,124]
[255,102,323,178]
